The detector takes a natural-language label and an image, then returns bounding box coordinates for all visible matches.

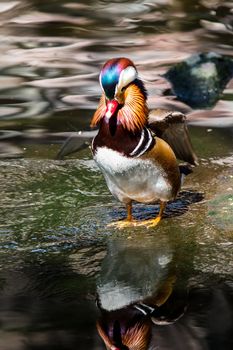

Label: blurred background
[0,1,232,349]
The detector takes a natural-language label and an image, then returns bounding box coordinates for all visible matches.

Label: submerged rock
[164,52,233,108]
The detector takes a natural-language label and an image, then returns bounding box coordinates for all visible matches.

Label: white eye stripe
[117,66,137,92]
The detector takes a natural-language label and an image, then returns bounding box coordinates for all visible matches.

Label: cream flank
[94,147,173,204]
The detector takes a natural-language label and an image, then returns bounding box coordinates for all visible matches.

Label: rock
[164,52,233,108]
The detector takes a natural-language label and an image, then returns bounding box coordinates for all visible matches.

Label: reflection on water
[0,225,232,349]
[96,237,233,350]
[0,0,233,349]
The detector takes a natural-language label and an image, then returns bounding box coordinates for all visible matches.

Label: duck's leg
[126,202,132,221]
[108,201,166,229]
[137,201,166,228]
[107,202,135,229]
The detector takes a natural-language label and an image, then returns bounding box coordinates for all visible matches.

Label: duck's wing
[56,130,97,159]
[148,109,198,166]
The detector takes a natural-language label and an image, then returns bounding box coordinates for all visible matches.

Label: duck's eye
[121,86,126,92]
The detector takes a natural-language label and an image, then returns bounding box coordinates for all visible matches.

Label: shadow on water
[0,0,232,349]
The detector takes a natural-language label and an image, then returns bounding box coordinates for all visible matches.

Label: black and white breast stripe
[129,127,155,157]
[134,302,155,315]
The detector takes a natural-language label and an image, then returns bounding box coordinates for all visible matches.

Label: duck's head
[91,57,148,133]
[100,57,138,103]
[97,314,151,350]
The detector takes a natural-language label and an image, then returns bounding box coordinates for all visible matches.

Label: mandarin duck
[91,57,198,228]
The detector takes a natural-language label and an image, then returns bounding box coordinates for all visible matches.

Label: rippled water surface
[0,0,233,349]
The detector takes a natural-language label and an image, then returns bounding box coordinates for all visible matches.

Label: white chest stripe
[130,127,153,157]
[129,129,145,156]
[137,128,153,157]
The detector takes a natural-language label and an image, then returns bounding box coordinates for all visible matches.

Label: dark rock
[164,52,233,108]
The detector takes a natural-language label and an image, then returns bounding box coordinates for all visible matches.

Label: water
[0,0,233,349]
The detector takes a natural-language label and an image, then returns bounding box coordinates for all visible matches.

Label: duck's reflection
[95,236,233,350]
[96,237,188,350]
[97,275,187,350]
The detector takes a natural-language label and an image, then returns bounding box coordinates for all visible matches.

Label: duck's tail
[179,164,193,185]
